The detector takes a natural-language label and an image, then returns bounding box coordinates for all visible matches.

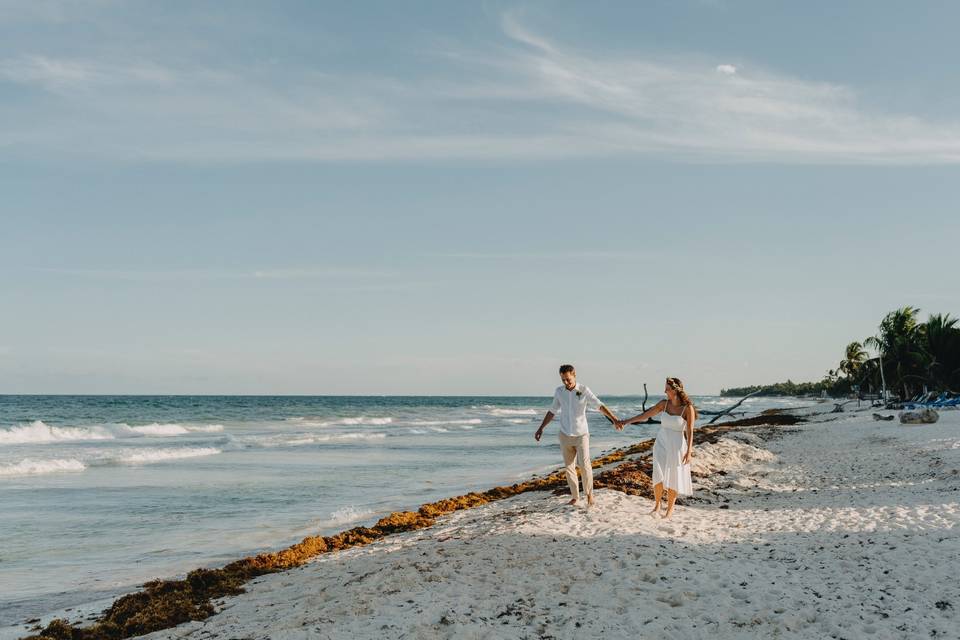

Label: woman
[618,377,695,519]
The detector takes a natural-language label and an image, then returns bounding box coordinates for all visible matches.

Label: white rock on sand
[144,409,960,640]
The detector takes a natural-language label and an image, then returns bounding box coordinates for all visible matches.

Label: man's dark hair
[559,364,575,374]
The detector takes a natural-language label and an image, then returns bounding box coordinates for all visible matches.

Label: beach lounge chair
[903,392,959,410]
[932,395,959,408]
[901,392,948,410]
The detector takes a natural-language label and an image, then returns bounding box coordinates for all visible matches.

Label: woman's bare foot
[661,506,675,519]
[648,503,662,516]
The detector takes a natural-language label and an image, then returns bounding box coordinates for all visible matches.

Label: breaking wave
[0,447,222,477]
[239,432,388,448]
[0,421,224,445]
[287,416,394,427]
[106,447,223,465]
[325,505,374,528]
[488,408,539,417]
[0,457,87,477]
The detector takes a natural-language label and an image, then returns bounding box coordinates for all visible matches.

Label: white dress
[651,404,693,495]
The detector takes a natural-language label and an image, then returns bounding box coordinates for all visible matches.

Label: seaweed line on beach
[23,414,803,640]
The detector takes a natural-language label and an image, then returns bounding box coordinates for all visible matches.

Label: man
[535,364,620,507]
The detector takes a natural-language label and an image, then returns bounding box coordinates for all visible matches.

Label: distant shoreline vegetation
[720,380,832,398]
[722,307,960,400]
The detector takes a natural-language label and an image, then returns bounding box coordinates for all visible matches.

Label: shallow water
[0,394,811,625]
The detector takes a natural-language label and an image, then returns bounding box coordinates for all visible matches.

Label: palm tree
[838,341,867,379]
[865,306,927,399]
[922,313,960,392]
[857,357,881,395]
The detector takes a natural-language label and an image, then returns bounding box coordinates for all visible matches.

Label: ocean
[0,394,810,628]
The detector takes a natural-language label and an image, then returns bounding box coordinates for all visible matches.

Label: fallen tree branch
[707,390,764,424]
[601,382,660,426]
[639,383,661,424]
[832,399,857,413]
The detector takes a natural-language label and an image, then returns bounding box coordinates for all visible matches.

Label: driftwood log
[602,382,660,426]
[831,399,857,413]
[639,383,661,424]
[707,390,763,425]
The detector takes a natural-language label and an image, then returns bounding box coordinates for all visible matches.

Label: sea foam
[186,424,225,433]
[325,505,374,527]
[288,416,394,427]
[0,421,221,445]
[488,408,539,416]
[0,421,115,445]
[315,433,388,442]
[407,419,483,426]
[239,432,388,449]
[0,447,223,476]
[109,447,222,465]
[128,423,190,437]
[0,457,87,476]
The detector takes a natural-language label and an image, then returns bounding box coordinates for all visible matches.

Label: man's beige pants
[559,432,592,500]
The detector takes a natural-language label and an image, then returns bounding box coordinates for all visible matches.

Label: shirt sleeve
[583,386,603,409]
[549,389,561,414]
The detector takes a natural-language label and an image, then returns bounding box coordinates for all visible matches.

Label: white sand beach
[131,406,960,640]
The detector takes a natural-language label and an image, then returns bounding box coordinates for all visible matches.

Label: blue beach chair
[932,395,959,408]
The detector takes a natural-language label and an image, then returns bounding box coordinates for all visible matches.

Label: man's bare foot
[567,498,579,506]
[586,494,595,507]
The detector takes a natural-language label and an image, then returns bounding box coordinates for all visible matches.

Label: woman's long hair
[666,377,697,420]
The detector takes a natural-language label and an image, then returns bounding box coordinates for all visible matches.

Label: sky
[1,0,958,395]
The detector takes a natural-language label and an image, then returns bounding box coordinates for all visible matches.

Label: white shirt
[549,383,604,436]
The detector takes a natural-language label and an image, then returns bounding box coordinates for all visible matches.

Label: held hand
[614,420,625,431]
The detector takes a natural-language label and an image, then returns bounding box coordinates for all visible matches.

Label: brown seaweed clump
[594,459,654,497]
[587,425,756,499]
[25,512,437,640]
[23,427,759,640]
[715,414,804,427]
[24,445,633,640]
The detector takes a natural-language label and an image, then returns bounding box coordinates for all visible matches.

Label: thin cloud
[251,267,394,280]
[2,12,960,163]
[0,55,94,86]
[497,16,960,163]
[29,266,395,282]
[434,250,653,261]
[0,55,174,89]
